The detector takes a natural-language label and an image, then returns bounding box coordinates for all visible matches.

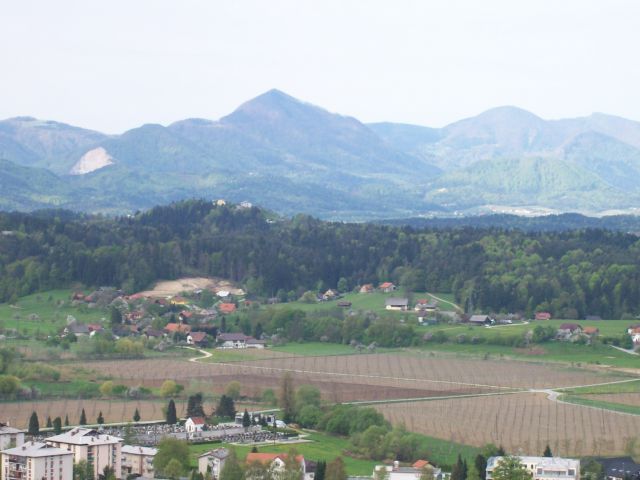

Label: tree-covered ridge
[2,199,640,319]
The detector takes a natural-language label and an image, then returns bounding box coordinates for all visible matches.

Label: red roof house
[219,303,237,314]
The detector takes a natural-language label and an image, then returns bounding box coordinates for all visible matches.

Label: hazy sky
[1,0,639,133]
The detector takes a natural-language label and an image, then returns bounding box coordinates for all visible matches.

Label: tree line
[3,199,640,318]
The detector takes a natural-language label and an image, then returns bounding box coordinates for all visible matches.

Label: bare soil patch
[136,277,244,298]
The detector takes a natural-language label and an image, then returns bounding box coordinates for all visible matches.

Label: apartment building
[46,428,122,479]
[1,441,73,480]
[121,445,157,479]
[0,424,25,450]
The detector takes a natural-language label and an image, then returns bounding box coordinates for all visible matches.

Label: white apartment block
[0,424,25,450]
[46,428,122,479]
[121,445,157,479]
[487,456,580,480]
[2,441,73,480]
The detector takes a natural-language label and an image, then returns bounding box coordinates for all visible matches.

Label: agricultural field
[71,349,640,457]
[374,392,640,457]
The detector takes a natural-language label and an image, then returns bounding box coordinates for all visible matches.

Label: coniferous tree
[279,373,295,423]
[64,414,69,427]
[543,445,552,457]
[46,416,52,428]
[97,411,104,424]
[53,417,62,434]
[475,454,488,480]
[316,461,327,480]
[79,408,87,425]
[133,408,141,422]
[242,409,251,428]
[166,399,177,424]
[28,412,39,435]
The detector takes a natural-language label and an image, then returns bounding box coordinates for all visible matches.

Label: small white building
[0,424,25,450]
[487,456,580,480]
[198,447,230,478]
[185,417,206,433]
[2,441,73,480]
[122,445,157,479]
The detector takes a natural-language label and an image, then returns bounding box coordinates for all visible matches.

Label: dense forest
[2,200,640,319]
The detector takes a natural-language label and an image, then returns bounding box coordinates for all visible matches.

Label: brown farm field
[59,351,638,456]
[579,392,640,407]
[374,393,640,457]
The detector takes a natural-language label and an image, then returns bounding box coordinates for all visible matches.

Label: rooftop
[122,445,158,456]
[199,448,230,460]
[487,456,579,470]
[2,441,73,458]
[46,428,122,446]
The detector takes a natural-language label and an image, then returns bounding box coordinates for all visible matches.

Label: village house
[217,333,265,349]
[373,460,443,480]
[218,303,237,314]
[385,297,409,311]
[359,284,374,294]
[627,325,640,345]
[0,424,24,450]
[535,312,552,321]
[121,445,157,479]
[414,299,438,313]
[583,326,599,337]
[185,417,207,433]
[163,323,191,335]
[322,289,338,301]
[187,331,208,346]
[468,314,493,326]
[198,448,230,478]
[46,428,122,479]
[245,452,312,480]
[379,282,396,293]
[487,456,579,480]
[2,441,74,480]
[557,323,583,341]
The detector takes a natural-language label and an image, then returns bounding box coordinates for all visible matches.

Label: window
[568,469,575,476]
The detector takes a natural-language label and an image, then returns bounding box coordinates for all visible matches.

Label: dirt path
[611,345,639,356]
[182,346,212,362]
[427,293,463,312]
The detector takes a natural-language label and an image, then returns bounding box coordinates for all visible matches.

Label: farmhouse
[1,441,73,480]
[0,424,24,450]
[468,315,493,326]
[535,312,552,320]
[198,448,230,478]
[359,284,374,293]
[373,460,443,480]
[185,417,207,433]
[245,452,312,480]
[379,282,396,293]
[322,289,338,300]
[46,428,123,479]
[557,323,583,341]
[217,333,264,348]
[163,322,191,335]
[583,326,599,337]
[218,303,237,314]
[121,445,157,479]
[187,331,208,346]
[385,297,409,311]
[486,456,579,480]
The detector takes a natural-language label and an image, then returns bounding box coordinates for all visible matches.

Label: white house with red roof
[185,417,206,433]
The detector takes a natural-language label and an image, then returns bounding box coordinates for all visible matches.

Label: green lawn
[559,394,640,415]
[414,341,640,369]
[0,289,108,335]
[189,430,478,473]
[559,379,640,395]
[271,291,458,317]
[189,432,378,475]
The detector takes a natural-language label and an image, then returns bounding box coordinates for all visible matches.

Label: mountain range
[2,89,640,219]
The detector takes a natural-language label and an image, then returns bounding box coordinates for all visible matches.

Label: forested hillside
[2,200,640,318]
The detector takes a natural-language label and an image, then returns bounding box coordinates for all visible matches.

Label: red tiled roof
[190,331,207,342]
[535,312,552,320]
[219,303,236,314]
[379,282,394,289]
[413,460,430,469]
[164,323,191,333]
[188,417,206,425]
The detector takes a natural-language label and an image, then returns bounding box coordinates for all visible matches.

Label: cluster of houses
[63,286,272,349]
[0,425,156,480]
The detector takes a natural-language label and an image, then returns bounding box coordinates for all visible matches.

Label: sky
[1,0,639,133]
